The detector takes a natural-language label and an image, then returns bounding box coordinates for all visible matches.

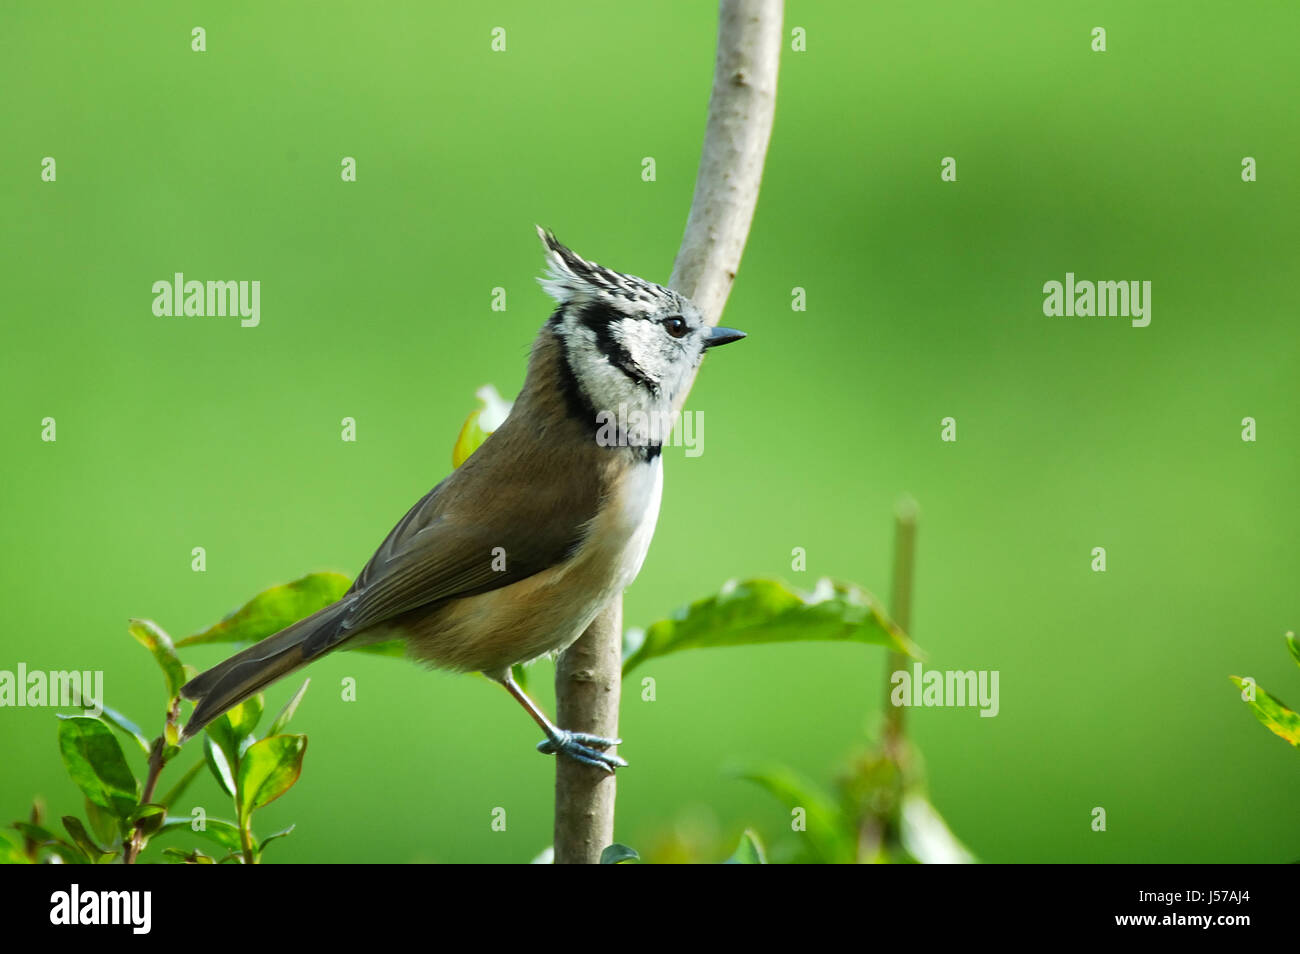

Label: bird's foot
[537,729,627,773]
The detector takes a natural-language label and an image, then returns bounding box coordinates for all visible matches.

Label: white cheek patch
[559,310,706,431]
[616,317,669,375]
[567,322,645,415]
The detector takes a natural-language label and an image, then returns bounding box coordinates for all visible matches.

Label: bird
[178,227,746,772]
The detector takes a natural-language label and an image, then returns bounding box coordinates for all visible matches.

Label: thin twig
[124,699,178,864]
[123,744,164,863]
[858,500,919,861]
[552,0,782,864]
[883,499,918,748]
[239,820,257,865]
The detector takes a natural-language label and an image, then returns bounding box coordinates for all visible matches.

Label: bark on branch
[552,0,783,865]
[669,0,783,324]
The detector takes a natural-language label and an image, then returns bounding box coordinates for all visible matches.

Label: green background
[3,0,1297,863]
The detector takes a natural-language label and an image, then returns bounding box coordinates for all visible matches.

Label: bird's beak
[703,326,746,349]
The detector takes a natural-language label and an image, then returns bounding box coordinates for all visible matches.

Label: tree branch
[669,0,783,323]
[552,0,783,864]
[552,600,622,865]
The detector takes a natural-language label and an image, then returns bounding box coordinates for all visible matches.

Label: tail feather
[179,600,351,742]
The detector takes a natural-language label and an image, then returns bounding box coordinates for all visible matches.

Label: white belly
[610,458,664,590]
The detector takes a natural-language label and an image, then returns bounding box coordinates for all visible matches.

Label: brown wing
[313,422,602,654]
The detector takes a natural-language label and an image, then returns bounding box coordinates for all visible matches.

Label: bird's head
[537,227,744,426]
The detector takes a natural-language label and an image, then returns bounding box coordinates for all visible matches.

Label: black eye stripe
[575,303,660,393]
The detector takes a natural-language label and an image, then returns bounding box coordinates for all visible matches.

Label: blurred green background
[3,0,1298,863]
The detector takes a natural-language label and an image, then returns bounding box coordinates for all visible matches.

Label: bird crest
[536,227,680,315]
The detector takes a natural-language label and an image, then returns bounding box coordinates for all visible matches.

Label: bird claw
[537,730,627,773]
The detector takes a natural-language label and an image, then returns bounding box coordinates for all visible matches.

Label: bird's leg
[497,669,627,773]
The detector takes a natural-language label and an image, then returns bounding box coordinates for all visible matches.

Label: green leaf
[178,572,352,648]
[736,762,852,863]
[257,824,296,856]
[98,705,152,756]
[83,797,120,847]
[236,734,308,824]
[129,803,167,838]
[62,816,113,863]
[206,694,264,769]
[158,816,244,852]
[1287,632,1300,669]
[57,717,139,818]
[127,618,187,701]
[13,823,85,864]
[158,759,205,810]
[267,679,311,737]
[13,821,57,845]
[723,829,767,864]
[227,693,264,742]
[204,736,236,798]
[197,819,245,852]
[1231,676,1300,747]
[162,846,215,864]
[0,831,30,864]
[451,385,512,468]
[623,577,919,675]
[55,709,151,760]
[599,843,639,864]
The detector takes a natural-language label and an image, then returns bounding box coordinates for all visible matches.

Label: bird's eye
[663,316,688,338]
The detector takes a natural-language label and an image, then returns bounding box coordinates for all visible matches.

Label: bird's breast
[596,456,664,592]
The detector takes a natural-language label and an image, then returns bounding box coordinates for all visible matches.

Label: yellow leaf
[452,385,512,468]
